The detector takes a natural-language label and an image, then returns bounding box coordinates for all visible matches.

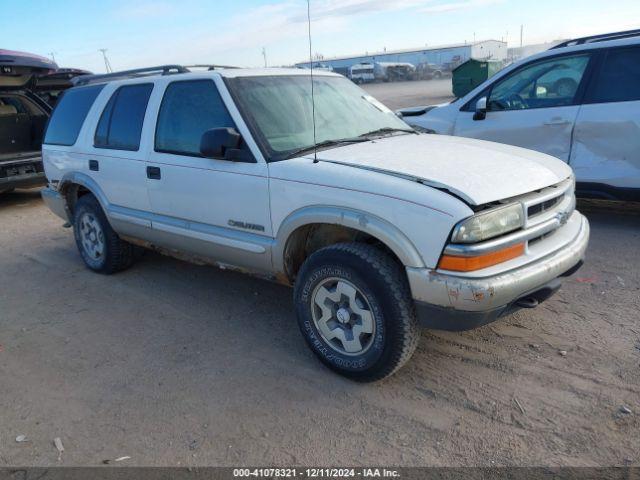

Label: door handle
[544,119,571,126]
[146,166,161,180]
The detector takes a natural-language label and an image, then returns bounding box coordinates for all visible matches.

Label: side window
[589,47,640,104]
[44,84,104,146]
[155,80,235,156]
[488,54,590,111]
[94,83,153,151]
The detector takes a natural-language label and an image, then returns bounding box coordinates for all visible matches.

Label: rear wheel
[294,243,419,382]
[73,194,136,274]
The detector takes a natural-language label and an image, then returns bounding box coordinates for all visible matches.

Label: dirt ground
[1,81,639,467]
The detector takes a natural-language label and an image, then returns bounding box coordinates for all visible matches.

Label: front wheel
[294,243,419,382]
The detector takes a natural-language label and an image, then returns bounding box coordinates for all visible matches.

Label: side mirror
[200,127,242,160]
[473,97,487,121]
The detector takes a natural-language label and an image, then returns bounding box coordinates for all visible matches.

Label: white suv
[41,65,589,381]
[401,33,640,201]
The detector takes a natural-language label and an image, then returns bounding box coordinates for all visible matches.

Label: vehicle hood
[397,103,447,117]
[307,134,572,205]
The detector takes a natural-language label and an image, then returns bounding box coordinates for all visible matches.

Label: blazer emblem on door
[228,220,265,232]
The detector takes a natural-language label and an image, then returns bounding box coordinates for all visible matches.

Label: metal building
[295,40,507,75]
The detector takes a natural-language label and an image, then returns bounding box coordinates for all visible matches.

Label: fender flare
[58,171,111,213]
[273,205,426,274]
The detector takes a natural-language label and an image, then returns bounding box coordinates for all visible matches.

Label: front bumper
[407,213,589,331]
[41,186,69,221]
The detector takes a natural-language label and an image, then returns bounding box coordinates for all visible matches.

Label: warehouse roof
[296,39,506,65]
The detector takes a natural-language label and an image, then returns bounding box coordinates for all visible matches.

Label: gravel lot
[362,78,454,110]
[1,80,639,467]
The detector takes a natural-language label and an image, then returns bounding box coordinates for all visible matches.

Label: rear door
[570,45,640,193]
[453,53,593,162]
[82,82,154,216]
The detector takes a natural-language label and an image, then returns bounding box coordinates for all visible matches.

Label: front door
[454,53,593,162]
[145,78,272,272]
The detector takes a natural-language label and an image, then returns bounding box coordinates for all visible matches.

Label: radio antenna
[306,0,318,163]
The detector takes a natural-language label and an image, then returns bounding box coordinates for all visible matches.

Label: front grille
[520,177,575,248]
[527,196,562,218]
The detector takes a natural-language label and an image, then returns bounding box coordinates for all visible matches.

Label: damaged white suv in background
[41,66,589,381]
[400,33,640,201]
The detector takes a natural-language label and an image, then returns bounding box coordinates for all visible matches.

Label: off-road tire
[294,242,420,382]
[73,194,136,274]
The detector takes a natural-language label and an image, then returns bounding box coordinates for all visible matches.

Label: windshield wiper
[284,137,369,159]
[358,127,417,138]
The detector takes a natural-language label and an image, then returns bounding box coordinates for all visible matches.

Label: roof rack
[72,65,189,86]
[551,29,640,49]
[183,64,239,70]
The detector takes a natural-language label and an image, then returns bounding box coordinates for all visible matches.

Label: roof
[72,66,339,87]
[515,35,640,64]
[216,67,339,78]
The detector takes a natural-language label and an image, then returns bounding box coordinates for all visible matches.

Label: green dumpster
[452,59,502,98]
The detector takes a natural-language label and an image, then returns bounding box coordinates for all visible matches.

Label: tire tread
[296,242,419,381]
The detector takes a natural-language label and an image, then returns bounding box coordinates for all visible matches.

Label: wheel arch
[58,171,110,216]
[274,206,425,283]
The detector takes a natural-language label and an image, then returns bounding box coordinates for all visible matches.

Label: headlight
[451,203,524,244]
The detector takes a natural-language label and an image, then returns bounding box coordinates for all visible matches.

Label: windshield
[227,75,410,160]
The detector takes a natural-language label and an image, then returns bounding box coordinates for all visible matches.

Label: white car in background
[400,31,640,201]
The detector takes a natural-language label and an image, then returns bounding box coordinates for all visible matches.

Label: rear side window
[589,47,640,104]
[155,80,235,156]
[44,85,104,146]
[94,83,153,151]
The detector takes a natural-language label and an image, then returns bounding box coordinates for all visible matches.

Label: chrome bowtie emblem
[557,210,570,225]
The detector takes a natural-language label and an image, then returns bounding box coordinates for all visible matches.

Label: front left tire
[294,242,420,382]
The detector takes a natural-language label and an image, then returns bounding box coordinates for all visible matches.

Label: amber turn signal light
[438,242,525,272]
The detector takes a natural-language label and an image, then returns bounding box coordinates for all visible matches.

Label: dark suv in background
[0,49,86,193]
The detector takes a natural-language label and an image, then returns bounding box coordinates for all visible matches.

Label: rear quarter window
[94,83,153,151]
[44,84,104,146]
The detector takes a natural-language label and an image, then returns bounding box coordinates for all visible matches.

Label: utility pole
[48,52,56,63]
[262,47,267,68]
[520,24,523,48]
[99,49,113,73]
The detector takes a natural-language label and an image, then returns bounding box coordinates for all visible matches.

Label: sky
[3,0,639,72]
